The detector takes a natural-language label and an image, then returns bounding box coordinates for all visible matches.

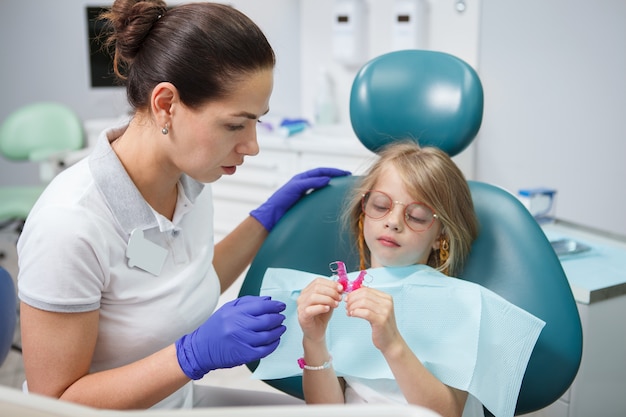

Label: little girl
[296,141,483,417]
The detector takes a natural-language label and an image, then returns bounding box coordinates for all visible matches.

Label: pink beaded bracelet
[297,355,333,371]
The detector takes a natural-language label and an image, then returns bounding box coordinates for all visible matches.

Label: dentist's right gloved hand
[176,295,286,380]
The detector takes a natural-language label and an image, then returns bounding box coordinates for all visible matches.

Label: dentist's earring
[161,123,169,135]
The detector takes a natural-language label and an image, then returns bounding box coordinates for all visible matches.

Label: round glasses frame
[361,190,438,232]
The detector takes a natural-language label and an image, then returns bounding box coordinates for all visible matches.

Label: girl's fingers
[345,288,394,323]
[299,278,343,305]
[303,278,342,295]
[301,303,332,319]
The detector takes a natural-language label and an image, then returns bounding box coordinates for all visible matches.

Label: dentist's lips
[378,236,400,247]
[222,166,237,175]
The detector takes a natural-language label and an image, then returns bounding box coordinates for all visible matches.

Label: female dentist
[16,0,349,410]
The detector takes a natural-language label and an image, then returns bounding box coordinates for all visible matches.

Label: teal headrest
[349,50,484,157]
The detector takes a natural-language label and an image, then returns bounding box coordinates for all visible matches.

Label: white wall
[477,0,626,237]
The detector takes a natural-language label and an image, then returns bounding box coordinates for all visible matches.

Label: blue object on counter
[279,118,310,127]
[277,121,308,137]
[518,187,557,223]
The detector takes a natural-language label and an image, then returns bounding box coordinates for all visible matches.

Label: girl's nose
[384,208,404,231]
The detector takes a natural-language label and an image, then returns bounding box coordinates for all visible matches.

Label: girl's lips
[378,236,400,247]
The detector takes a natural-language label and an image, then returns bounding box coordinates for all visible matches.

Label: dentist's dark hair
[100,0,275,111]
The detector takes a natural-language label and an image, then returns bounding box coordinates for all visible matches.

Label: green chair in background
[240,50,582,415]
[0,102,85,233]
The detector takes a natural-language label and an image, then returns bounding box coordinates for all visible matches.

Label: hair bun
[102,0,167,64]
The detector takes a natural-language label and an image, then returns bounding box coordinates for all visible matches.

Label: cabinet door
[569,299,626,417]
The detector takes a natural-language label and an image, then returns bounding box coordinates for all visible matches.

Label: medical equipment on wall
[332,0,368,68]
[314,68,338,126]
[455,0,467,13]
[392,0,429,50]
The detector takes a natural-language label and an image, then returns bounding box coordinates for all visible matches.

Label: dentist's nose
[238,130,260,156]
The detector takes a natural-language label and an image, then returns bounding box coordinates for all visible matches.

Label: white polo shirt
[17,125,220,408]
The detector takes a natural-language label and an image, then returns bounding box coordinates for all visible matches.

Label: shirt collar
[88,124,204,234]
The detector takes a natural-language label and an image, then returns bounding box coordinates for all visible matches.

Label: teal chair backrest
[0,266,16,366]
[240,50,582,415]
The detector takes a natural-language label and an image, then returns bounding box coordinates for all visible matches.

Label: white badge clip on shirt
[126,229,168,276]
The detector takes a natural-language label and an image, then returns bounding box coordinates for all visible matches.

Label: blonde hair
[343,141,478,277]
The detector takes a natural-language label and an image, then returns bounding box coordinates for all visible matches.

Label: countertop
[542,221,626,304]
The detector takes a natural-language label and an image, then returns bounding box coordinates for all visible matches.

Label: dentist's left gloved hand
[250,167,351,231]
[176,295,286,380]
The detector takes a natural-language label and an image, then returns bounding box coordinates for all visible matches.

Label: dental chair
[240,50,582,415]
[0,102,85,235]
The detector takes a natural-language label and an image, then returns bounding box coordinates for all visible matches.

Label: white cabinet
[211,129,374,242]
[523,295,626,417]
[568,297,626,417]
[523,223,626,417]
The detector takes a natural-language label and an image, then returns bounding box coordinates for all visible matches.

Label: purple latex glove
[176,295,286,380]
[250,167,351,231]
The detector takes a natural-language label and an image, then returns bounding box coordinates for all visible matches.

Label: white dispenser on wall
[332,0,368,68]
[392,0,429,51]
[314,67,338,126]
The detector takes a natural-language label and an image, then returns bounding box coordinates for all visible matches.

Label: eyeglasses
[361,190,438,232]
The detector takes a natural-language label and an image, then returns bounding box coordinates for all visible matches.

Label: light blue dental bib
[253,265,545,417]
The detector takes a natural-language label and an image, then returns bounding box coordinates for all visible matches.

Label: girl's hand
[344,287,402,353]
[297,278,343,343]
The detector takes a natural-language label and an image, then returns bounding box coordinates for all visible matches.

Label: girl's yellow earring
[439,236,450,274]
[358,214,367,271]
[439,237,449,262]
